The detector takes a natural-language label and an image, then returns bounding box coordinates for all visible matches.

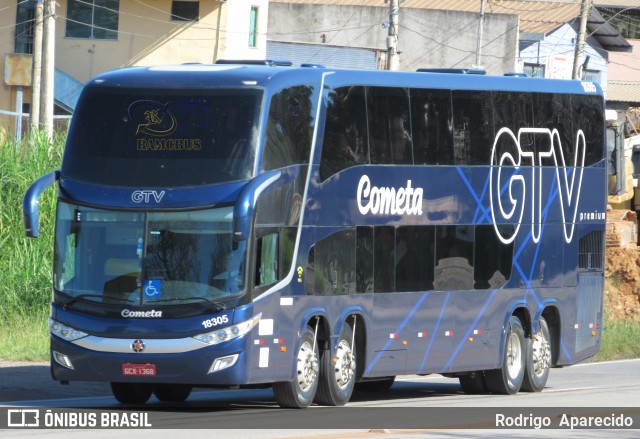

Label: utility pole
[572,0,591,80]
[31,0,44,132]
[41,0,55,140]
[475,0,486,69]
[386,0,399,70]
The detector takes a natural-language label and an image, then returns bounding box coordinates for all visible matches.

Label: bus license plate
[122,363,156,376]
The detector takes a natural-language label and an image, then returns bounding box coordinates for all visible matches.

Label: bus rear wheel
[153,384,192,402]
[110,382,153,404]
[273,325,319,408]
[521,316,552,392]
[485,316,525,395]
[315,322,356,406]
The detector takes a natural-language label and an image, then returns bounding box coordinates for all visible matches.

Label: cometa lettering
[357,175,423,216]
[121,309,163,318]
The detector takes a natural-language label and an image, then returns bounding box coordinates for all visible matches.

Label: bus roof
[88,63,603,96]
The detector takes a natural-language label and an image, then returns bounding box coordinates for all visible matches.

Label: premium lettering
[357,175,423,216]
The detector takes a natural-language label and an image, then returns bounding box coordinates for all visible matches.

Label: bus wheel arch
[542,306,561,366]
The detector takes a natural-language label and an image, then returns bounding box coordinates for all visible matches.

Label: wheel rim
[296,340,319,391]
[531,331,551,377]
[506,332,523,381]
[334,339,355,389]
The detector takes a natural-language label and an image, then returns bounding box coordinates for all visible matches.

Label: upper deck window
[63,87,262,186]
[262,85,316,171]
[66,0,119,40]
[171,1,199,22]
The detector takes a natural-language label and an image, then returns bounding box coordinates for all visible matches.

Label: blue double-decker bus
[24,62,606,408]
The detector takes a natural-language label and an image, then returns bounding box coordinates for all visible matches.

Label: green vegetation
[1,132,62,361]
[1,132,639,363]
[597,319,640,361]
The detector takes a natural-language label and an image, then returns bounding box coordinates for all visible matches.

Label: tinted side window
[533,93,573,166]
[396,226,435,292]
[374,226,395,292]
[573,95,604,166]
[262,85,315,171]
[308,229,356,295]
[368,87,412,165]
[434,225,475,291]
[474,225,513,289]
[320,86,368,181]
[411,89,453,165]
[493,92,535,164]
[452,91,493,165]
[356,226,374,293]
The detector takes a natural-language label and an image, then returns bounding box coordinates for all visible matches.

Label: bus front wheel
[315,322,356,406]
[485,316,526,395]
[273,325,319,408]
[153,384,192,402]
[110,382,152,404]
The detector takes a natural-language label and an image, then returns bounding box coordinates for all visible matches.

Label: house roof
[588,7,633,52]
[271,0,631,51]
[607,81,640,103]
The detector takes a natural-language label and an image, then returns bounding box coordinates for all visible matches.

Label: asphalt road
[1,359,639,437]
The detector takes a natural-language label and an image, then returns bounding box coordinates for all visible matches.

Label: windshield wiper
[62,294,133,310]
[149,297,227,313]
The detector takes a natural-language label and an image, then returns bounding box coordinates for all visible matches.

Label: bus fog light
[209,354,239,373]
[52,350,75,370]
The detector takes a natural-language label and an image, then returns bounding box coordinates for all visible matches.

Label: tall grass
[0,131,63,360]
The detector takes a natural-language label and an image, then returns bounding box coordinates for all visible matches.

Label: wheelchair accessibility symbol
[144,280,162,297]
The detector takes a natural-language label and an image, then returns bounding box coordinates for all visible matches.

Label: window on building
[249,7,259,48]
[523,63,545,78]
[15,0,35,53]
[171,1,199,22]
[582,69,600,83]
[66,0,119,40]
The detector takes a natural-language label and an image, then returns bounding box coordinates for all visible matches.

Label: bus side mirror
[23,170,59,238]
[233,170,292,241]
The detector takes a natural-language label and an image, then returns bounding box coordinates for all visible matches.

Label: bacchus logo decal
[129,100,203,151]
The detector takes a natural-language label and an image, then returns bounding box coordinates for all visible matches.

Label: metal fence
[0,109,71,142]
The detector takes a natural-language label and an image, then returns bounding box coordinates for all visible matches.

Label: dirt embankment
[605,246,640,322]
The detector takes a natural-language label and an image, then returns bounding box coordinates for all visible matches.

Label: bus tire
[459,372,488,394]
[315,322,356,406]
[355,376,396,392]
[521,316,552,392]
[153,384,192,402]
[273,325,319,408]
[110,382,152,404]
[485,316,525,395]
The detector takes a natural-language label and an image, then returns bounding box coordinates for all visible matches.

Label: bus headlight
[192,314,261,345]
[49,318,88,342]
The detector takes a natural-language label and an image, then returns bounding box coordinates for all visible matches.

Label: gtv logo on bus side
[490,127,585,245]
[131,190,165,203]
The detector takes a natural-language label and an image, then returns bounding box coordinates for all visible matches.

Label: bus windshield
[62,87,262,187]
[54,202,247,306]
